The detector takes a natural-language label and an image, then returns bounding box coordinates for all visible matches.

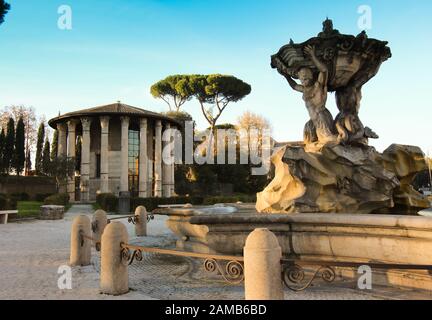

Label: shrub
[96,193,118,212]
[0,194,18,210]
[130,196,208,212]
[0,195,6,210]
[35,193,54,202]
[44,193,69,206]
[10,192,30,201]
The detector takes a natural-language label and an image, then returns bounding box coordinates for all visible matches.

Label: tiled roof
[48,102,180,128]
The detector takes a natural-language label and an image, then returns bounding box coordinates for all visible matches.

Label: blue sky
[0,0,431,153]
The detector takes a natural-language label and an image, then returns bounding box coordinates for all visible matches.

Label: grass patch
[17,201,43,217]
[16,201,72,218]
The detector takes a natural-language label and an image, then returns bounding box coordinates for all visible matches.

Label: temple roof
[48,102,181,128]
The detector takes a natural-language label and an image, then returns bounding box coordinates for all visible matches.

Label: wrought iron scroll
[120,243,243,284]
[121,247,144,266]
[127,216,139,225]
[281,263,336,291]
[203,259,244,284]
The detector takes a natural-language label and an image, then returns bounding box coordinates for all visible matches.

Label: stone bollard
[70,215,92,266]
[92,209,108,249]
[100,222,129,295]
[243,228,284,300]
[134,206,147,237]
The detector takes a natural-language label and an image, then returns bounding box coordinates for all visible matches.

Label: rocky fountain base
[256,143,430,215]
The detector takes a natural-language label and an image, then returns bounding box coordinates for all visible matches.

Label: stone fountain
[157,20,432,290]
[256,18,429,215]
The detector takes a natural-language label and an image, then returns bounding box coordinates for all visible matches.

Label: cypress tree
[4,117,15,174]
[35,122,45,175]
[50,129,58,161]
[25,149,31,175]
[42,138,51,175]
[0,128,5,174]
[13,117,25,175]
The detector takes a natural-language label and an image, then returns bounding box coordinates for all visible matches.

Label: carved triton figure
[335,81,378,145]
[335,48,383,144]
[280,45,337,144]
[271,18,391,147]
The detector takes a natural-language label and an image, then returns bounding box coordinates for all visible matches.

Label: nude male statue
[280,45,337,144]
[335,61,380,145]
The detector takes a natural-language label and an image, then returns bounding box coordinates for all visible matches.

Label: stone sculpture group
[256,19,430,214]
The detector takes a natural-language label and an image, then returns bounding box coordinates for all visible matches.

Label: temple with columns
[48,102,179,202]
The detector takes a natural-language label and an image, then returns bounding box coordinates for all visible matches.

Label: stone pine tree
[50,129,58,161]
[188,74,251,156]
[4,118,15,174]
[0,0,10,25]
[188,75,251,135]
[35,122,45,175]
[42,138,51,175]
[0,128,5,174]
[150,75,194,112]
[13,117,25,175]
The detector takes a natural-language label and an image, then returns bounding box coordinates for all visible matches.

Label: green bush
[0,194,18,210]
[96,193,118,212]
[35,193,54,202]
[44,193,69,206]
[10,192,30,201]
[0,195,6,210]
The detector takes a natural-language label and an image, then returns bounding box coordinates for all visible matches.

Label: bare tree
[237,110,272,155]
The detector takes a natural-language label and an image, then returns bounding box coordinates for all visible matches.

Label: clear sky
[0,0,431,153]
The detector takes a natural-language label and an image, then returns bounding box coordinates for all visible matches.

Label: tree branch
[160,96,172,111]
[199,100,212,126]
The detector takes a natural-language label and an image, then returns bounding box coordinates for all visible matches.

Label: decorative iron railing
[80,230,432,291]
[107,213,154,224]
[280,259,432,291]
[120,243,245,284]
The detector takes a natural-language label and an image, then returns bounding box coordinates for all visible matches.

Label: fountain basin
[162,209,432,290]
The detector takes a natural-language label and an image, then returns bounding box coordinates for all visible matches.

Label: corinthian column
[80,117,92,202]
[171,125,177,196]
[139,118,148,198]
[67,120,77,201]
[120,116,129,193]
[154,120,163,197]
[57,123,67,157]
[100,116,110,194]
[162,123,171,197]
